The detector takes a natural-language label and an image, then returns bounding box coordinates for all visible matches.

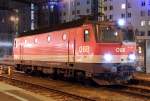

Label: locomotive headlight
[104,53,113,62]
[128,54,136,61]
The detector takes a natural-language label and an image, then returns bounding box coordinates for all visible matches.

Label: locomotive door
[68,32,76,64]
[19,44,23,61]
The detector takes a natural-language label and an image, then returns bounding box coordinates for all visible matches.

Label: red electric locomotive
[13,20,136,85]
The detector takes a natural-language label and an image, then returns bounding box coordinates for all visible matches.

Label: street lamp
[10,16,19,36]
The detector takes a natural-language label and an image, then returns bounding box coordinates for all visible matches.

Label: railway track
[131,78,150,87]
[0,75,95,101]
[122,85,150,98]
[106,84,150,99]
[0,70,150,101]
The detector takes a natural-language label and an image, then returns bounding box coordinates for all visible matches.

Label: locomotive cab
[92,22,136,84]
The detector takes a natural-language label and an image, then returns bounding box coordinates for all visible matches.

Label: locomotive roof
[17,19,93,38]
[17,19,116,38]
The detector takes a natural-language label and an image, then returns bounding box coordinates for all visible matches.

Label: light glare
[118,19,125,26]
[0,42,12,47]
[104,54,113,62]
[128,54,136,61]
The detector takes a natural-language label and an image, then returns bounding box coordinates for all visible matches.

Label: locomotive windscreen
[95,25,122,43]
[95,24,135,43]
[122,29,135,42]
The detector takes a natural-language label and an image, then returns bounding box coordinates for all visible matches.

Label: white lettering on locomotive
[115,48,126,53]
[79,46,90,53]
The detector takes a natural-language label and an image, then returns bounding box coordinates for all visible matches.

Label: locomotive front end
[93,22,136,84]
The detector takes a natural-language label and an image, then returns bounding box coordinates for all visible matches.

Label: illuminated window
[141,21,146,26]
[50,5,54,12]
[148,21,150,26]
[47,35,51,42]
[121,4,126,9]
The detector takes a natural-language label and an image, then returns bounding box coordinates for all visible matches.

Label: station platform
[0,82,56,101]
[134,72,150,81]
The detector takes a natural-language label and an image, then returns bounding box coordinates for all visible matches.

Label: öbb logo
[79,46,90,53]
[115,48,125,53]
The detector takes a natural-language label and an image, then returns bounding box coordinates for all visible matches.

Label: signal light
[138,46,142,54]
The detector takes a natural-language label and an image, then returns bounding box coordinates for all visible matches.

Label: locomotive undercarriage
[14,60,136,85]
[93,64,136,85]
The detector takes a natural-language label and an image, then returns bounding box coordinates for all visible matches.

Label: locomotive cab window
[84,29,90,42]
[95,25,122,43]
[122,29,135,42]
[62,33,67,41]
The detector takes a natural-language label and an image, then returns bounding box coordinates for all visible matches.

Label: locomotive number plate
[79,46,90,53]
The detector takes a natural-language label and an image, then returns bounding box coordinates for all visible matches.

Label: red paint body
[14,24,136,63]
[13,21,137,84]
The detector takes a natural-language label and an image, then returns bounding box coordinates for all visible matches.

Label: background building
[104,0,150,73]
[104,0,150,35]
[59,0,99,23]
[37,0,60,28]
[0,0,37,57]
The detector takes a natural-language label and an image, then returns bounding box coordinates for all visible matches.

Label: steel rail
[0,75,96,101]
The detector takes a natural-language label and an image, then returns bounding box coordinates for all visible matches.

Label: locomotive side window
[34,38,38,44]
[84,29,90,42]
[25,40,27,44]
[63,33,67,41]
[47,35,51,42]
